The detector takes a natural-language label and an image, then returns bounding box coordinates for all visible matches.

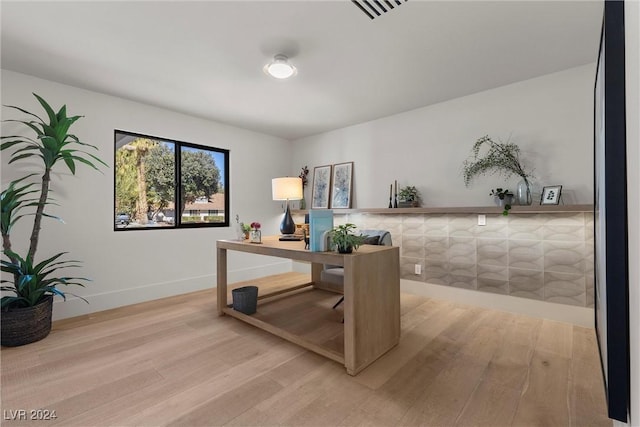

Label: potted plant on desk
[242,223,251,239]
[328,224,367,254]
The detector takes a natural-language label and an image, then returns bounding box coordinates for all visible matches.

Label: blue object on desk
[309,209,333,252]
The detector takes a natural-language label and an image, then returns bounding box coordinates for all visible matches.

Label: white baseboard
[55,263,593,328]
[292,261,311,274]
[228,260,293,283]
[612,419,629,427]
[291,264,591,327]
[401,279,594,328]
[52,260,292,321]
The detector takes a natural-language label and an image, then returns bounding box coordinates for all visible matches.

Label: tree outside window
[114,130,229,230]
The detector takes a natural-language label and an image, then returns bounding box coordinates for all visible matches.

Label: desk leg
[217,247,227,316]
[311,262,323,288]
[343,248,400,375]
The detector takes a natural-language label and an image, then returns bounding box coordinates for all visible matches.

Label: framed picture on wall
[540,185,562,205]
[311,165,332,209]
[331,162,353,209]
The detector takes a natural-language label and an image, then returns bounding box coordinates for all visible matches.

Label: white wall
[1,70,294,320]
[291,64,594,208]
[625,1,639,425]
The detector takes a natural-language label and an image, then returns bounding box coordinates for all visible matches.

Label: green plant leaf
[68,134,100,150]
[1,177,40,235]
[1,135,40,146]
[33,93,58,127]
[62,155,76,174]
[32,252,68,274]
[2,104,44,122]
[40,212,65,223]
[66,154,104,171]
[1,296,31,309]
[7,152,38,164]
[10,146,40,157]
[2,119,44,137]
[56,104,67,120]
[46,287,66,300]
[61,291,89,304]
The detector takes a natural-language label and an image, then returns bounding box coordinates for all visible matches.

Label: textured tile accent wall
[296,211,594,308]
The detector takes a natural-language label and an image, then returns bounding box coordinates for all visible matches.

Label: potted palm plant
[328,223,367,254]
[1,93,106,346]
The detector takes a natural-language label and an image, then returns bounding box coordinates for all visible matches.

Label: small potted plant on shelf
[490,188,513,205]
[328,223,367,254]
[489,188,513,216]
[398,185,421,207]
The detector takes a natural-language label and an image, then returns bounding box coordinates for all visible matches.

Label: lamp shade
[272,177,303,200]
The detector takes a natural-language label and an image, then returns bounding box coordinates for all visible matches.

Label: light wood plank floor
[1,272,610,426]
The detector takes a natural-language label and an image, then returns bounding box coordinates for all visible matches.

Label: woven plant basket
[1,295,53,347]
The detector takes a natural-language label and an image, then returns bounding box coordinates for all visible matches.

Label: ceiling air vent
[351,0,408,20]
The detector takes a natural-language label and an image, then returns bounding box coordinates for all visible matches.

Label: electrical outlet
[478,214,486,226]
[414,264,422,275]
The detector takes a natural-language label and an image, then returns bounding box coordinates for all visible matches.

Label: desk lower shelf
[224,286,345,365]
[217,237,400,375]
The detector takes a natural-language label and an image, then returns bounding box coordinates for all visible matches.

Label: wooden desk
[217,236,400,375]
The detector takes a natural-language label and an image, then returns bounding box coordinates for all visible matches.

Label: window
[114,130,229,230]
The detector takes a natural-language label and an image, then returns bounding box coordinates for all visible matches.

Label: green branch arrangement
[462,135,533,187]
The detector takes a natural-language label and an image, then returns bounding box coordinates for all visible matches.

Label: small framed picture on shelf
[311,165,332,209]
[331,161,353,209]
[540,185,562,205]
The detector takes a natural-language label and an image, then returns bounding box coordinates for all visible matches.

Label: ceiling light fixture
[264,54,297,79]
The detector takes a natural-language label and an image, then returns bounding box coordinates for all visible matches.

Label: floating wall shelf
[293,204,593,215]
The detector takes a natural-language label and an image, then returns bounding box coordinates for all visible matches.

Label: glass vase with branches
[462,135,534,204]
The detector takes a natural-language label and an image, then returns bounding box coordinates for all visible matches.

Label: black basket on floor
[232,286,258,315]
